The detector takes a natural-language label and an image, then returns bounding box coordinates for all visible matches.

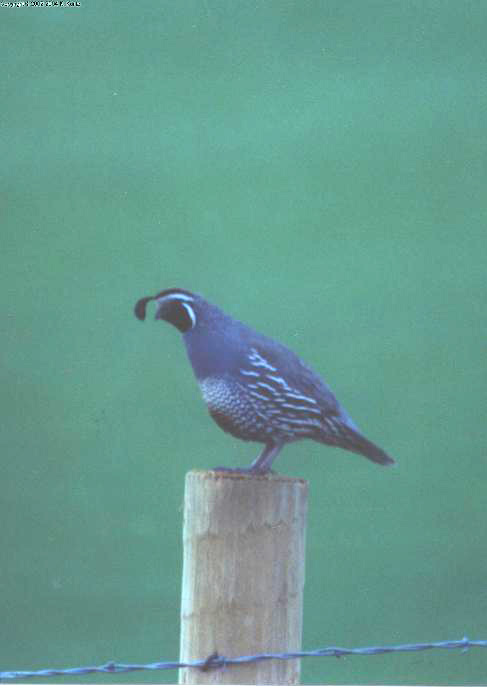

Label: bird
[134,288,394,473]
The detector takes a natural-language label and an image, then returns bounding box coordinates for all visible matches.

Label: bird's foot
[249,465,275,475]
[210,466,275,476]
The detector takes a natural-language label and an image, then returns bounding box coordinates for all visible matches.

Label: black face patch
[156,298,195,332]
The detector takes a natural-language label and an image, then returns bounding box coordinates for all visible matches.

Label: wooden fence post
[179,469,308,685]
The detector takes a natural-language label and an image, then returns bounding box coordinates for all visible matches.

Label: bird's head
[134,288,198,333]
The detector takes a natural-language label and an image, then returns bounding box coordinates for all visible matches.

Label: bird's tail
[319,420,395,466]
[340,426,395,466]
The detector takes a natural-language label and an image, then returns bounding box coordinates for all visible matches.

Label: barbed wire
[1,636,486,681]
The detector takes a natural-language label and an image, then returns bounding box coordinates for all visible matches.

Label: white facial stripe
[182,302,196,328]
[161,293,195,303]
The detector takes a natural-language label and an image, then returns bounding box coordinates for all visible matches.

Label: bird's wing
[245,338,342,417]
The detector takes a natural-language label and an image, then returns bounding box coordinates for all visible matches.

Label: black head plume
[134,295,154,320]
[134,288,197,332]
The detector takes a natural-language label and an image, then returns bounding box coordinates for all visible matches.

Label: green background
[2,0,486,686]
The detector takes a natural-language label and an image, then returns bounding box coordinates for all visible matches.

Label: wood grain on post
[179,469,308,685]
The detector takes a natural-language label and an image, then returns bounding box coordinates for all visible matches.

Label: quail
[134,288,394,473]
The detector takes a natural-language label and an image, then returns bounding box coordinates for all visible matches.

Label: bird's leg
[211,443,283,475]
[248,443,283,474]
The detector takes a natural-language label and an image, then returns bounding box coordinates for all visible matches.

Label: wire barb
[200,651,226,672]
[1,637,486,681]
